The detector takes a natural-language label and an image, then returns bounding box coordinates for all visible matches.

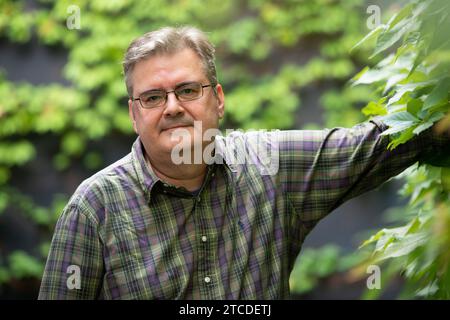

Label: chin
[161,134,194,152]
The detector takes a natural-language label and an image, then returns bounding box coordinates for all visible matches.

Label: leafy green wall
[2,0,448,299]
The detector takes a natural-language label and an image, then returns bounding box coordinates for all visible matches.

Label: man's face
[128,48,225,161]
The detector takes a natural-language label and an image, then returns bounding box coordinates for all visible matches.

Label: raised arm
[279,118,449,231]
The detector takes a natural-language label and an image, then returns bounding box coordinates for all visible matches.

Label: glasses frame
[131,82,214,109]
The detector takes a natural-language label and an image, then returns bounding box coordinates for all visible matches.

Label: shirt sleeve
[38,201,104,300]
[279,117,449,233]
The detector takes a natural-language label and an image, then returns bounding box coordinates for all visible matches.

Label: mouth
[162,125,192,132]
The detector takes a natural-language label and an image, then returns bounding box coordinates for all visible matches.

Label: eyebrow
[138,81,198,96]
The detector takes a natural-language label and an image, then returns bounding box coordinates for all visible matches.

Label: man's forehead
[138,48,201,70]
[132,49,206,91]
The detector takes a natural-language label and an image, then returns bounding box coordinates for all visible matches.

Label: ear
[128,99,139,134]
[215,84,225,119]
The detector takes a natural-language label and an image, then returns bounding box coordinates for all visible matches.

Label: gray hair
[123,26,217,97]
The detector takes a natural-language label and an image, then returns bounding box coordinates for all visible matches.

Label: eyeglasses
[131,82,213,109]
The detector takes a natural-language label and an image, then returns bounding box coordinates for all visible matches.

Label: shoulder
[215,130,280,176]
[63,153,135,224]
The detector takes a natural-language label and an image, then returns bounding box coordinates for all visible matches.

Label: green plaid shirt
[38,118,448,299]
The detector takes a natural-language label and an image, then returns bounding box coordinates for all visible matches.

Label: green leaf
[416,281,439,297]
[353,68,395,86]
[406,216,422,235]
[386,2,416,31]
[371,18,416,58]
[31,207,51,225]
[0,141,36,166]
[351,66,369,83]
[359,229,387,249]
[423,78,450,110]
[387,125,416,149]
[381,111,419,135]
[387,81,436,108]
[362,100,387,116]
[375,232,429,262]
[350,24,385,53]
[61,132,86,156]
[8,251,44,279]
[406,98,423,117]
[413,121,434,135]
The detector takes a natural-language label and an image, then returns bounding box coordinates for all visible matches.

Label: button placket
[193,182,222,297]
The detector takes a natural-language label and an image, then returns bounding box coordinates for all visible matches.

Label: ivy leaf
[406,98,423,117]
[423,78,450,110]
[371,17,416,58]
[375,232,429,262]
[387,81,436,108]
[350,24,385,53]
[359,229,386,249]
[8,251,44,279]
[412,109,445,136]
[386,2,416,30]
[413,121,434,135]
[362,100,387,116]
[416,281,439,297]
[406,216,422,234]
[387,126,416,149]
[371,2,430,59]
[381,111,419,136]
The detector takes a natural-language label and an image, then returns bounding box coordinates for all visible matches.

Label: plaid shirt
[38,118,448,299]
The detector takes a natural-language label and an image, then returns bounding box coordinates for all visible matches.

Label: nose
[162,91,184,117]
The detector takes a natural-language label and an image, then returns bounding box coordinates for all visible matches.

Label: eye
[147,95,162,101]
[176,84,201,98]
[142,92,164,103]
[180,88,194,94]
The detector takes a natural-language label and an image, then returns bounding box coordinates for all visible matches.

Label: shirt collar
[130,137,160,203]
[131,135,232,202]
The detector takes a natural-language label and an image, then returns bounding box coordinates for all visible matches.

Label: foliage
[289,245,365,295]
[350,0,450,299]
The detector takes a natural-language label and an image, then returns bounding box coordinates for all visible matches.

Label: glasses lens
[175,83,202,101]
[140,91,165,108]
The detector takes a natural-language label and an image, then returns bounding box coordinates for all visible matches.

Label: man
[38,26,449,299]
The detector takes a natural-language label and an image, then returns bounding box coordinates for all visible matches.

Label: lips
[162,124,192,132]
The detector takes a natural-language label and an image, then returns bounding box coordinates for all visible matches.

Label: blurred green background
[1,0,448,299]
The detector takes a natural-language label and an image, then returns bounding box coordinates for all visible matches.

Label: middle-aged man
[39,26,449,299]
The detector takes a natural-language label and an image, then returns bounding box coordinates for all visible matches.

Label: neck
[145,152,207,192]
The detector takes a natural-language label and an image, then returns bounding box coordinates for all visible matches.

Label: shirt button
[204,276,211,283]
[201,236,207,242]
[197,197,201,202]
